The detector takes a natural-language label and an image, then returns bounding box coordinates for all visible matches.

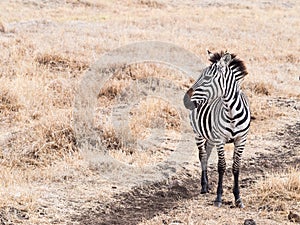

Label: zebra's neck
[222,74,241,111]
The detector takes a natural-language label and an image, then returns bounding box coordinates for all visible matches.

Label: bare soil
[70,116,300,225]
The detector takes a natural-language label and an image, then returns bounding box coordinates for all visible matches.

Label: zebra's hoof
[214,201,222,207]
[200,188,209,194]
[236,198,245,208]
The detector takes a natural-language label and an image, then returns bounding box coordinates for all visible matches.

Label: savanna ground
[0,0,299,224]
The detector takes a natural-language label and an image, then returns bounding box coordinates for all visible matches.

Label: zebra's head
[183,50,248,110]
[207,50,248,84]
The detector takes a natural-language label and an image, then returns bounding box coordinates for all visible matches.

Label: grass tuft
[244,81,274,96]
[0,21,5,33]
[2,121,77,167]
[0,88,21,114]
[35,53,89,73]
[247,167,300,212]
[138,0,165,8]
[0,87,21,122]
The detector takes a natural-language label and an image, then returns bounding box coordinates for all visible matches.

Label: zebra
[183,50,251,208]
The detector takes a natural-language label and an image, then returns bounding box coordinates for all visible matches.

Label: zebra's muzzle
[183,88,197,110]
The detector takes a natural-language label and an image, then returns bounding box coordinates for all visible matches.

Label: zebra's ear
[207,49,214,58]
[222,53,232,65]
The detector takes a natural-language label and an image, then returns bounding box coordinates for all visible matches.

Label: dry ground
[0,0,299,224]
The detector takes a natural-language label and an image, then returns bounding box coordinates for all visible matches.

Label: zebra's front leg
[215,143,226,207]
[233,139,246,208]
[196,137,209,194]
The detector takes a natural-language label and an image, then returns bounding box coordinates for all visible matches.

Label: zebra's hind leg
[196,136,209,194]
[214,143,226,207]
[232,139,246,208]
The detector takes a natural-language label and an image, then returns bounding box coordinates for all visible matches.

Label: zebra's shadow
[72,175,202,225]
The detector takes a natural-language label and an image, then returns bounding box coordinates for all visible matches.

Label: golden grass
[1,120,77,168]
[246,168,300,220]
[0,0,299,224]
[35,53,89,73]
[138,0,166,8]
[243,81,274,96]
[0,87,21,118]
[95,95,181,166]
[130,97,180,136]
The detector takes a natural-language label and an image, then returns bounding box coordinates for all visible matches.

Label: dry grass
[95,95,181,166]
[0,87,21,120]
[138,168,300,225]
[1,120,77,167]
[138,0,166,8]
[246,168,300,221]
[35,53,89,74]
[0,0,299,224]
[130,97,180,135]
[243,81,274,96]
[0,21,5,33]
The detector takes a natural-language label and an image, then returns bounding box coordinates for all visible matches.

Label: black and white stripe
[183,51,251,208]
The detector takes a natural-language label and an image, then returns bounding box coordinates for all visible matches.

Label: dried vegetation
[247,168,300,220]
[0,0,299,224]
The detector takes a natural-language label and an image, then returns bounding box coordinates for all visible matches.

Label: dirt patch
[0,206,29,224]
[71,121,299,224]
[72,175,198,225]
[241,121,300,180]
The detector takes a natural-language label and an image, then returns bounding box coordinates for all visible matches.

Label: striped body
[184,51,250,207]
[190,64,250,143]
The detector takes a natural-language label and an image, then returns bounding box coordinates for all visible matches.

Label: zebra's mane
[208,51,248,80]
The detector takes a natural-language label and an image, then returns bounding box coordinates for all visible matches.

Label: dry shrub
[0,21,5,33]
[35,53,89,73]
[97,65,135,102]
[130,97,180,139]
[127,64,187,86]
[277,54,299,64]
[66,0,105,8]
[98,124,177,166]
[96,64,183,160]
[40,122,77,155]
[0,88,21,121]
[47,78,74,108]
[250,99,279,121]
[99,126,122,150]
[2,121,77,167]
[243,81,274,96]
[95,124,139,161]
[247,168,300,212]
[98,64,187,103]
[95,97,180,162]
[138,0,165,8]
[98,79,130,101]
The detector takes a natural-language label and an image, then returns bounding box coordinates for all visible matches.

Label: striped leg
[196,136,209,194]
[233,138,246,208]
[214,142,226,207]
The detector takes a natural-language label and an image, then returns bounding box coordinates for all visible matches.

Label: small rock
[244,219,256,225]
[170,220,184,225]
[288,211,300,223]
